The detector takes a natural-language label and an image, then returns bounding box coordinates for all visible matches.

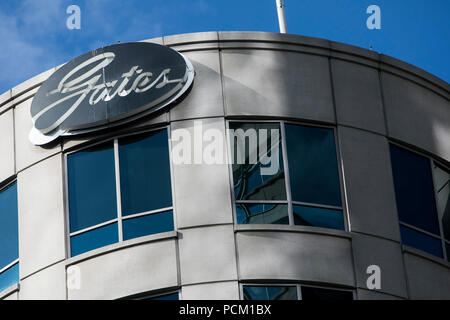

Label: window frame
[63,126,177,258]
[123,288,181,300]
[389,141,450,261]
[0,179,19,292]
[226,119,348,231]
[239,282,355,300]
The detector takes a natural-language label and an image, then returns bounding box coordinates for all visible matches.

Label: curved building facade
[0,31,449,300]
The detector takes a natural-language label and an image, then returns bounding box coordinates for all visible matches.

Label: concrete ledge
[234,224,352,240]
[66,230,179,266]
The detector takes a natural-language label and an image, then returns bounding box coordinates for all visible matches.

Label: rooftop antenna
[276,0,288,33]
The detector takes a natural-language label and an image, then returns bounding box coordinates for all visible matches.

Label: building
[0,31,449,300]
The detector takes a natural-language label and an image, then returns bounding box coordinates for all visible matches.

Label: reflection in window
[390,144,447,259]
[0,182,19,293]
[433,164,450,244]
[67,129,174,257]
[293,205,345,230]
[236,203,289,225]
[229,122,345,231]
[230,123,285,202]
[242,285,353,301]
[243,286,297,300]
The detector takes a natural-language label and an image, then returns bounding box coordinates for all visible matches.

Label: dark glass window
[301,286,353,301]
[293,205,345,230]
[390,145,440,235]
[70,223,118,257]
[399,225,443,258]
[122,211,174,241]
[242,285,353,301]
[119,130,172,216]
[68,142,117,233]
[67,129,174,257]
[389,144,446,258]
[243,286,298,300]
[136,292,179,301]
[285,124,342,207]
[229,122,345,231]
[0,182,19,292]
[236,203,289,225]
[151,292,179,300]
[230,123,286,201]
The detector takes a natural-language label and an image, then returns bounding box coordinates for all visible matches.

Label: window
[133,291,179,301]
[0,182,19,293]
[67,129,174,257]
[242,284,353,301]
[243,285,297,300]
[229,121,344,231]
[433,163,450,261]
[390,144,449,260]
[300,286,353,301]
[230,122,288,225]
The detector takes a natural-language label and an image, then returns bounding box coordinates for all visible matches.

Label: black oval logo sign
[29,42,194,145]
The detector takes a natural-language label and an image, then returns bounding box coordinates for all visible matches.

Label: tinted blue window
[0,183,18,269]
[236,203,289,225]
[0,263,19,293]
[301,286,353,300]
[230,123,286,201]
[400,225,443,258]
[390,145,440,235]
[122,211,174,241]
[151,293,179,300]
[243,286,297,300]
[119,130,172,216]
[285,124,342,207]
[293,205,344,230]
[68,143,117,232]
[70,223,118,257]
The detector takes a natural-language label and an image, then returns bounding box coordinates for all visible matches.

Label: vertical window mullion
[430,159,447,260]
[334,126,349,232]
[64,154,72,258]
[226,120,239,225]
[297,284,302,301]
[281,121,294,226]
[114,138,123,242]
[166,125,177,231]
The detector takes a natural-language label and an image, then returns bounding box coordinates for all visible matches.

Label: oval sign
[29,42,194,145]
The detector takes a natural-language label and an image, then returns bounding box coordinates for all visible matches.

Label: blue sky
[0,0,448,94]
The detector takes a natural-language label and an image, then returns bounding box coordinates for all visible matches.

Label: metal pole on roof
[276,0,288,33]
